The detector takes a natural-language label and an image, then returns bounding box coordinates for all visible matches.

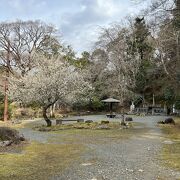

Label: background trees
[87,0,179,110]
[0,0,179,120]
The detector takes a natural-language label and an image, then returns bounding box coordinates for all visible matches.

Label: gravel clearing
[52,115,180,180]
[18,115,180,180]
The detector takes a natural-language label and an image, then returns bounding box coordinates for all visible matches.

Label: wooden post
[110,102,113,114]
[152,94,155,107]
[3,79,8,121]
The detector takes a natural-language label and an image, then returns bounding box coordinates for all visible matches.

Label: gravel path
[53,115,180,180]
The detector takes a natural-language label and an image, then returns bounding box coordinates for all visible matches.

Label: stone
[85,120,93,123]
[3,140,12,146]
[164,118,175,125]
[19,135,25,141]
[0,141,5,147]
[56,119,62,125]
[126,168,134,172]
[0,140,12,147]
[101,120,109,124]
[77,119,84,123]
[125,117,133,121]
[81,162,93,166]
[97,125,110,130]
[12,120,22,124]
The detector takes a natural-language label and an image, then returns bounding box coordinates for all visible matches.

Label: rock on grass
[0,127,25,147]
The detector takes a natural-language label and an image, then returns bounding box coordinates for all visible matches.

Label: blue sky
[0,0,148,55]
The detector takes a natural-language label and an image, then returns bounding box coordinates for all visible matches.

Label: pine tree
[131,17,154,105]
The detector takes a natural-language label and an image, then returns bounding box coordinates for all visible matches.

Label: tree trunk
[50,103,55,118]
[142,93,145,107]
[42,99,58,126]
[3,79,8,121]
[152,94,155,107]
[3,42,10,121]
[43,107,52,127]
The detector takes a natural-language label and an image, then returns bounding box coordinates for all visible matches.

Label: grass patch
[48,124,148,145]
[0,141,85,180]
[33,121,133,132]
[160,117,180,171]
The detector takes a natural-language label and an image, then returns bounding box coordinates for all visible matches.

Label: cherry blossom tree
[9,54,90,126]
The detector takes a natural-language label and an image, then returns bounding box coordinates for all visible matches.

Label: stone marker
[56,119,62,125]
[125,117,133,121]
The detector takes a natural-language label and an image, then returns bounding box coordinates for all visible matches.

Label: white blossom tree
[9,54,90,126]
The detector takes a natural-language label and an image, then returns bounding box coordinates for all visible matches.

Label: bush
[157,118,175,125]
[175,97,180,110]
[12,108,38,119]
[0,127,25,143]
[164,118,175,125]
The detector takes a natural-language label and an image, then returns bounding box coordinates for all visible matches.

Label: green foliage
[72,96,106,112]
[175,97,180,110]
[64,45,76,64]
[133,17,152,59]
[163,87,175,105]
[40,35,63,57]
[90,97,105,111]
[0,104,12,120]
[133,95,143,106]
[131,17,154,104]
[26,101,41,110]
[74,52,90,68]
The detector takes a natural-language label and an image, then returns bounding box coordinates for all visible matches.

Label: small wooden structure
[102,98,120,118]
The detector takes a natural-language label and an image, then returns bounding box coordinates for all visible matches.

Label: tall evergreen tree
[131,17,154,105]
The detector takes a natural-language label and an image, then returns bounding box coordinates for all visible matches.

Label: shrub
[0,127,25,143]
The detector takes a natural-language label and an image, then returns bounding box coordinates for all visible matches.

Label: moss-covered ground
[0,141,84,180]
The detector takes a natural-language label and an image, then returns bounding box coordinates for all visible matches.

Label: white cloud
[0,0,148,54]
[95,0,119,17]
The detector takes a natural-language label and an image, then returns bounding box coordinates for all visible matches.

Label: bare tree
[94,24,140,102]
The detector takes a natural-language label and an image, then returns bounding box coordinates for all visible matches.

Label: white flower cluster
[9,54,91,107]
